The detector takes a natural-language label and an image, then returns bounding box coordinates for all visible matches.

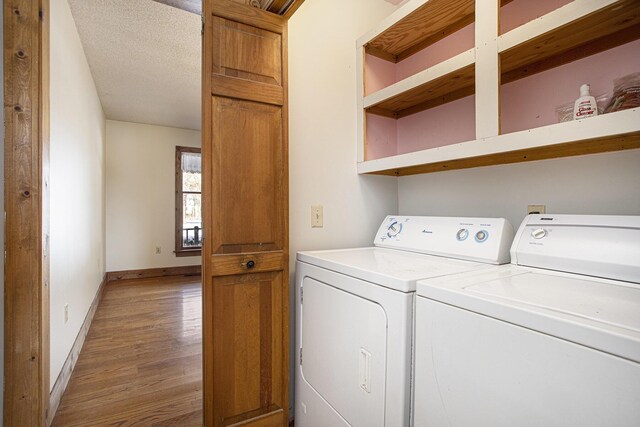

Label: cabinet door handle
[242,260,256,269]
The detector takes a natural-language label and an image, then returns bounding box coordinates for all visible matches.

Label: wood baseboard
[47,273,108,426]
[106,265,202,282]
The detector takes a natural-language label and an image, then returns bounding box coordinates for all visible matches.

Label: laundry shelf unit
[357,0,640,176]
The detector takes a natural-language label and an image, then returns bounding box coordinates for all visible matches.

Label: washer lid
[297,247,486,293]
[417,266,640,362]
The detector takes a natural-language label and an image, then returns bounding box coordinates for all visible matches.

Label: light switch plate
[311,205,323,228]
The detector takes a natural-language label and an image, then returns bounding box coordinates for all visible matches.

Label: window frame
[175,146,202,257]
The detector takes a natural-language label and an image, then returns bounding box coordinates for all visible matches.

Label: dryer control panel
[374,216,514,265]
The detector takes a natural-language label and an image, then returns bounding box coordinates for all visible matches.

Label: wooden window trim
[175,146,202,257]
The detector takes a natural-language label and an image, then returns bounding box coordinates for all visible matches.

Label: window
[175,146,202,256]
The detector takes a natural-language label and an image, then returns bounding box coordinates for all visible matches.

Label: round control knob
[531,228,547,239]
[475,230,489,242]
[456,228,469,241]
[387,221,402,238]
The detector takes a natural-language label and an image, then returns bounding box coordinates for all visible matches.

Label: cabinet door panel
[212,272,284,424]
[211,97,284,254]
[210,9,284,106]
[213,17,282,86]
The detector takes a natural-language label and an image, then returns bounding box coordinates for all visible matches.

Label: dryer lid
[297,247,486,293]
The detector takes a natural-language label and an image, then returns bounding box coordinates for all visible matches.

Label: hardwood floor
[52,276,202,426]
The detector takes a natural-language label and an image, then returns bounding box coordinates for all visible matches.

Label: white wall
[288,0,400,261]
[399,150,640,229]
[288,0,401,414]
[50,0,107,389]
[106,120,201,272]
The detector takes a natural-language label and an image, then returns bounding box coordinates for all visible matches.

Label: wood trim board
[3,0,51,425]
[175,145,202,256]
[46,274,107,426]
[106,265,202,282]
[358,107,640,175]
[151,0,306,18]
[282,0,304,19]
[364,133,640,176]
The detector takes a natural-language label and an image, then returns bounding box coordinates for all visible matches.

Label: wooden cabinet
[202,1,289,425]
[357,0,640,176]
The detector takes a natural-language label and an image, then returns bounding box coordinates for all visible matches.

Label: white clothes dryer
[413,214,640,427]
[294,216,514,426]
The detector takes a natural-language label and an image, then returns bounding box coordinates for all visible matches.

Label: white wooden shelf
[499,0,640,84]
[358,0,475,63]
[357,0,640,175]
[358,108,640,176]
[364,49,475,118]
[498,0,623,53]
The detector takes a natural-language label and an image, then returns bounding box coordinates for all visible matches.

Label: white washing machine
[294,215,515,426]
[413,214,640,427]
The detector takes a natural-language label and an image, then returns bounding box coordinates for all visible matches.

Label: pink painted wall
[500,0,573,34]
[395,24,474,82]
[366,113,398,159]
[365,54,396,95]
[397,95,475,155]
[365,96,475,160]
[501,40,640,134]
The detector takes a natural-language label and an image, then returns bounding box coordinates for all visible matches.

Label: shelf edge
[358,108,640,174]
[363,48,475,109]
[497,0,619,53]
[357,0,430,47]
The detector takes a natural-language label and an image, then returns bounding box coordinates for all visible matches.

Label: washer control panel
[374,216,514,264]
[511,214,640,282]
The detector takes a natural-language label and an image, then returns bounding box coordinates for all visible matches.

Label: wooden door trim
[211,0,285,34]
[202,0,214,421]
[175,145,203,256]
[283,0,304,20]
[3,0,51,425]
[210,74,284,106]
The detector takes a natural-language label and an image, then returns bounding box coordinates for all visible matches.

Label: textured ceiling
[68,0,201,130]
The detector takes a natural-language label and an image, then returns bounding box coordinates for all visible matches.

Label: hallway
[52,276,202,426]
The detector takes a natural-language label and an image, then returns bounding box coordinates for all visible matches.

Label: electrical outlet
[528,204,546,215]
[155,246,162,254]
[311,205,323,228]
[64,304,69,324]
